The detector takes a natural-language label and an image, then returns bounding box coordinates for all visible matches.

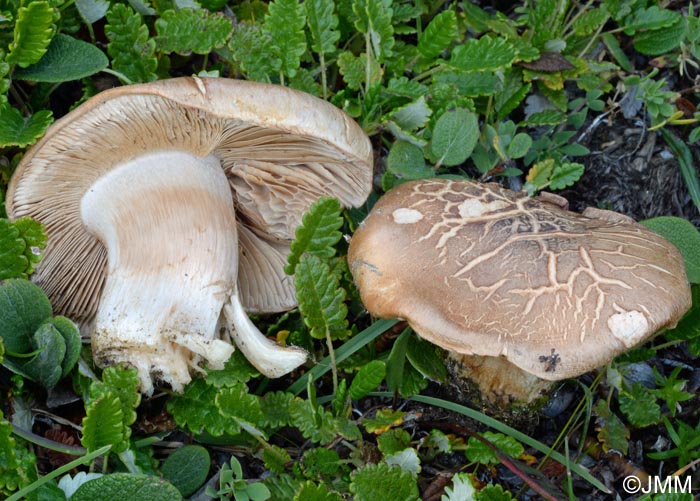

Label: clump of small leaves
[206,456,271,501]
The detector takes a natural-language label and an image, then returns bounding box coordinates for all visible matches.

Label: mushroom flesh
[7,77,372,394]
[348,179,691,403]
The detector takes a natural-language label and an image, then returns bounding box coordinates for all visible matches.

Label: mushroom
[347,179,691,404]
[6,77,372,394]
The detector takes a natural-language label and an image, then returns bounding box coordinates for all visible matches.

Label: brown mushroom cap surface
[7,76,372,321]
[348,179,691,381]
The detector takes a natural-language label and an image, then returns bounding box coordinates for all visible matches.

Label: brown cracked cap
[348,179,692,380]
[7,76,372,322]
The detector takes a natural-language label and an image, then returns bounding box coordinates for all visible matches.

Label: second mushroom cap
[348,179,691,381]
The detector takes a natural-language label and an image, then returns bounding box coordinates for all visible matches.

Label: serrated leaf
[549,162,584,190]
[262,444,291,474]
[594,399,629,454]
[155,9,232,55]
[215,382,264,433]
[634,18,688,56]
[448,36,517,73]
[350,463,419,501]
[96,366,141,430]
[418,10,456,59]
[619,383,660,428]
[385,448,421,476]
[525,159,554,190]
[0,105,53,148]
[228,21,276,82]
[353,0,394,61]
[386,141,432,181]
[6,1,56,68]
[302,448,341,476]
[76,0,110,24]
[478,484,515,500]
[105,4,157,83]
[260,390,295,428]
[465,432,524,465]
[363,409,405,434]
[289,398,338,445]
[71,474,182,501]
[265,0,307,78]
[0,279,53,354]
[293,481,343,501]
[0,217,47,280]
[206,348,259,386]
[496,72,530,120]
[306,0,340,56]
[81,392,125,454]
[388,96,432,131]
[641,217,700,283]
[572,7,610,36]
[295,254,348,340]
[161,445,210,497]
[14,34,108,83]
[441,472,476,501]
[377,429,412,456]
[337,51,381,90]
[167,379,234,436]
[0,409,36,495]
[349,360,386,399]
[386,76,428,97]
[431,108,479,166]
[286,197,343,274]
[624,6,681,35]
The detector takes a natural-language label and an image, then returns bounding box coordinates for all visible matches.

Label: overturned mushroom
[348,179,691,404]
[6,77,372,394]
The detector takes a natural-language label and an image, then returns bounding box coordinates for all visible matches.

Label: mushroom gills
[81,151,239,393]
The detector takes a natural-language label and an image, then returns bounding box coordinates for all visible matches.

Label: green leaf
[350,463,419,501]
[624,6,681,34]
[293,481,343,501]
[294,254,348,340]
[572,7,610,36]
[660,130,700,213]
[306,0,340,56]
[228,21,276,82]
[349,360,386,399]
[465,432,524,465]
[49,316,80,377]
[405,337,446,382]
[289,398,339,445]
[0,105,53,148]
[619,383,660,427]
[593,399,629,454]
[93,366,141,442]
[301,448,341,476]
[353,0,394,61]
[22,320,66,389]
[206,349,259,386]
[431,108,479,167]
[363,409,405,434]
[549,162,584,190]
[265,0,307,78]
[506,133,532,159]
[167,379,235,436]
[14,34,108,83]
[260,391,295,428]
[337,51,380,90]
[478,484,515,500]
[0,410,36,496]
[448,35,517,72]
[0,279,53,354]
[155,9,232,55]
[105,4,157,83]
[388,96,432,131]
[386,141,432,181]
[417,10,456,60]
[75,0,110,24]
[215,382,265,434]
[6,1,56,68]
[285,197,343,275]
[161,445,210,497]
[377,428,412,456]
[71,474,182,501]
[385,328,410,394]
[81,392,125,454]
[641,216,700,284]
[0,217,47,280]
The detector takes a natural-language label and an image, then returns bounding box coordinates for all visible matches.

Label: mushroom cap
[6,77,372,323]
[348,179,691,380]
